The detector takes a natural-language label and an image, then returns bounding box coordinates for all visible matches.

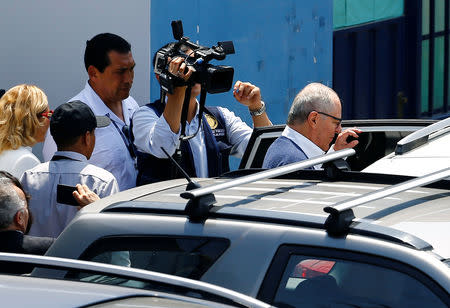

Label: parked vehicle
[41,149,450,307]
[0,252,272,308]
[238,119,436,171]
[363,117,450,176]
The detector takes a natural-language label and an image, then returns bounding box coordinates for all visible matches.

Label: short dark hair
[54,134,83,149]
[84,33,131,73]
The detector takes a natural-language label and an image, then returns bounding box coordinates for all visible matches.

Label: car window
[77,236,229,280]
[259,246,448,308]
[272,255,446,308]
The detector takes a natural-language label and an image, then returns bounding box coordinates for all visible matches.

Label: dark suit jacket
[0,230,55,274]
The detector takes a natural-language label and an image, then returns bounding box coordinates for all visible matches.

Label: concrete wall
[0,1,150,160]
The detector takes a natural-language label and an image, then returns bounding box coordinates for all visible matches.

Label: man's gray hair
[287,83,340,125]
[0,178,26,229]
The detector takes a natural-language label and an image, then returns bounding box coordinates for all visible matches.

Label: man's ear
[13,209,26,231]
[307,111,319,128]
[77,131,88,147]
[88,65,99,80]
[86,130,96,146]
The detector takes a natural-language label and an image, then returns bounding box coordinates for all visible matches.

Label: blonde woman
[0,84,51,178]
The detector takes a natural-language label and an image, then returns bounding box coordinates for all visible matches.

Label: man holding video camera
[132,42,272,185]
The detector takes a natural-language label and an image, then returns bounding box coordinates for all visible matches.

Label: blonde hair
[0,84,48,153]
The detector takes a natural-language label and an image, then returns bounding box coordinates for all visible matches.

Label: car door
[258,245,449,308]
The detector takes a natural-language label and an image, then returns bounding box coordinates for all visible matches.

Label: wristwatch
[249,101,266,117]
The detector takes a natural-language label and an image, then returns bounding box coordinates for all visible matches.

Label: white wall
[0,0,150,160]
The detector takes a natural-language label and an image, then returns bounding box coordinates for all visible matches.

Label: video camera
[154,20,235,94]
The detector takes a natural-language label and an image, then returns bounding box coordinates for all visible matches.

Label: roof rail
[0,253,270,308]
[395,117,450,154]
[324,166,450,236]
[181,148,355,221]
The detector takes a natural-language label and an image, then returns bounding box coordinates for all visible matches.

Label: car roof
[84,151,450,259]
[0,274,244,308]
[0,253,271,308]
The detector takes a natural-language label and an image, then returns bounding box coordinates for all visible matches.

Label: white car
[0,252,272,308]
[364,117,450,176]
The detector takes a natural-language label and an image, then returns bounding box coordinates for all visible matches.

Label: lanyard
[107,115,137,160]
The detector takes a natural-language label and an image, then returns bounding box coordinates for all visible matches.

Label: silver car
[43,149,450,307]
[0,252,272,308]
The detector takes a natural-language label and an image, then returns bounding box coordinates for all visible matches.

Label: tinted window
[272,254,447,308]
[78,236,229,280]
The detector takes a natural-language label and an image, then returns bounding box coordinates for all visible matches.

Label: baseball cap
[50,100,110,142]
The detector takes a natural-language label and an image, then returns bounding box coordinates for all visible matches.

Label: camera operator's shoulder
[124,95,140,111]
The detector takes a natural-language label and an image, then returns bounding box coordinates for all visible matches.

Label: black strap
[51,155,79,161]
[180,85,192,138]
[109,116,137,160]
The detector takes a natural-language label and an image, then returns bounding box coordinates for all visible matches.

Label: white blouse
[0,146,40,179]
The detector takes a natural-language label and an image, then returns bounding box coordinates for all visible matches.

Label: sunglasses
[40,110,54,119]
[316,111,342,124]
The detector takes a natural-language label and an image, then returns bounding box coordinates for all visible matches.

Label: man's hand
[334,128,362,151]
[233,81,262,110]
[168,56,193,81]
[233,80,271,127]
[73,184,100,209]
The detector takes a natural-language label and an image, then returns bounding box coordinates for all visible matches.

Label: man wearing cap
[21,101,119,238]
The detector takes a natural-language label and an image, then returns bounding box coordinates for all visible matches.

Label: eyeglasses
[40,110,54,119]
[316,111,342,124]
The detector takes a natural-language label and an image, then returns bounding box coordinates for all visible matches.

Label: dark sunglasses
[316,111,342,124]
[40,110,54,119]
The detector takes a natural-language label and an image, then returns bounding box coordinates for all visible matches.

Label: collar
[53,151,88,162]
[282,126,325,159]
[190,100,201,125]
[84,81,134,125]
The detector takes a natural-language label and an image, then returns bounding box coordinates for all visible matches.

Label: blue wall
[150,0,333,168]
[151,0,333,124]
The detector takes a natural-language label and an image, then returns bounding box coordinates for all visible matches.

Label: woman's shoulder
[0,147,40,178]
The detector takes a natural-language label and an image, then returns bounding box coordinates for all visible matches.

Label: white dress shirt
[21,151,119,238]
[0,147,40,179]
[42,82,139,191]
[282,126,327,170]
[132,101,253,178]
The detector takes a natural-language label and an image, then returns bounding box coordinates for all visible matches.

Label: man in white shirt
[263,83,361,169]
[43,33,139,191]
[132,43,272,185]
[22,101,119,238]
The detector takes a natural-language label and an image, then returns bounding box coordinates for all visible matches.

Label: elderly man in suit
[263,83,360,169]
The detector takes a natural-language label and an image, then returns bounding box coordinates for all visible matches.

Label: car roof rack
[395,117,450,155]
[0,253,270,308]
[324,166,450,236]
[180,148,355,222]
